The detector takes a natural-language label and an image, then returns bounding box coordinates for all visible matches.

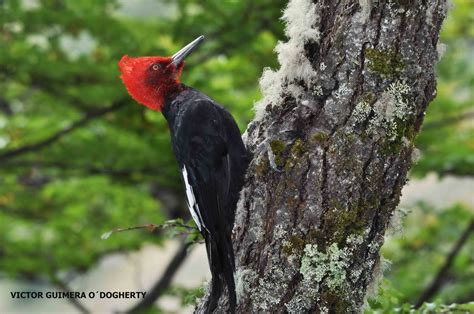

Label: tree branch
[423,110,474,130]
[415,219,474,308]
[1,160,164,178]
[125,239,193,313]
[0,101,126,161]
[0,96,13,116]
[51,276,90,314]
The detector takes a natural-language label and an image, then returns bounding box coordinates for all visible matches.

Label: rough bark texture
[197,0,447,312]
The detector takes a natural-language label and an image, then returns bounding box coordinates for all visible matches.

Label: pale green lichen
[352,99,371,125]
[366,80,413,140]
[300,243,350,290]
[358,0,372,22]
[352,93,376,127]
[273,224,288,240]
[286,236,373,312]
[235,268,258,302]
[386,80,412,120]
[334,82,351,99]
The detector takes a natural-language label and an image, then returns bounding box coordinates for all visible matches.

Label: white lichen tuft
[254,0,321,120]
[364,256,391,303]
[437,41,447,61]
[411,147,421,163]
[358,0,372,22]
[387,207,409,236]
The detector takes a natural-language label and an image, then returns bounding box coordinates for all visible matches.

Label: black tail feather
[207,275,222,312]
[204,232,236,313]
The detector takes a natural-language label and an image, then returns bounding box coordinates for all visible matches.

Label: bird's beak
[171,35,205,67]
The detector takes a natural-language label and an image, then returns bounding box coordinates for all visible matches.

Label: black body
[162,84,248,312]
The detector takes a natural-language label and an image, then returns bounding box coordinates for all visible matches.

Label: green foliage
[366,204,474,312]
[380,204,474,305]
[368,278,474,313]
[0,0,284,285]
[0,175,164,274]
[0,0,472,312]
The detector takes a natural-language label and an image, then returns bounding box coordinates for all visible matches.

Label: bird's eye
[152,64,161,71]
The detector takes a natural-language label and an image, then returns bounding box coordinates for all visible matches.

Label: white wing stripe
[182,166,205,231]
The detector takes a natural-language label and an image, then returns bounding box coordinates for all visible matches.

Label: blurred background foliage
[0,0,472,313]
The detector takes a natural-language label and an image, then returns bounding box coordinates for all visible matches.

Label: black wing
[175,99,233,238]
[174,98,237,310]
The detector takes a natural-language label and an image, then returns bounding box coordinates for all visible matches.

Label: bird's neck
[152,80,180,110]
[161,83,188,120]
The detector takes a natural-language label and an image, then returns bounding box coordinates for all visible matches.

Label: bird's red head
[119,56,183,111]
[119,36,204,112]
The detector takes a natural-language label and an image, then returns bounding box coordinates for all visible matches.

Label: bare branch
[423,110,474,130]
[0,97,13,115]
[101,219,199,240]
[0,101,126,161]
[124,239,193,313]
[1,160,164,178]
[51,276,90,314]
[415,219,474,308]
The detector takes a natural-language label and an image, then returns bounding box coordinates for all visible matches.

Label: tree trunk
[198,0,447,312]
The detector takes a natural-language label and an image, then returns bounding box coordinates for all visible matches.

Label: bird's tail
[204,232,236,313]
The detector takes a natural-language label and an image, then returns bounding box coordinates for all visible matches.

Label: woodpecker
[118,36,248,312]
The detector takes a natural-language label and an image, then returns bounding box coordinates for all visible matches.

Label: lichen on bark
[196,0,447,312]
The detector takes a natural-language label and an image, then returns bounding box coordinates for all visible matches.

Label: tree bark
[198,0,447,312]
